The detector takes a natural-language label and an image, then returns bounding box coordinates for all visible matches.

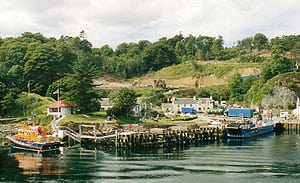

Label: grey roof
[100,98,113,106]
[198,98,214,102]
[174,98,198,104]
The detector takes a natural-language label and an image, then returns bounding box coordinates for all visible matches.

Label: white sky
[0,0,300,48]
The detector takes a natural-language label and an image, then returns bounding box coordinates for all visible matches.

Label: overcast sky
[1,0,300,48]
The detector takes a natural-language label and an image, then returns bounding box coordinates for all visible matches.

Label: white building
[198,96,214,112]
[172,96,199,113]
[99,98,113,110]
[47,100,76,117]
[162,96,215,115]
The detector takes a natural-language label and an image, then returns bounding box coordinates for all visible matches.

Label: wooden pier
[58,121,300,149]
[275,121,300,134]
[58,125,224,149]
[113,127,223,149]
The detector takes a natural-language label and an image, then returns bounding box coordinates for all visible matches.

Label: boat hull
[6,135,62,153]
[225,124,274,138]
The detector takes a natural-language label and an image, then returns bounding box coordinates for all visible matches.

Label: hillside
[94,60,263,89]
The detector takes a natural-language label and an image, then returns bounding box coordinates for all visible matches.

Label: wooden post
[79,125,82,143]
[115,130,118,148]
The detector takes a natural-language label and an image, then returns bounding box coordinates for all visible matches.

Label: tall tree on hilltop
[253,33,268,51]
[196,35,214,60]
[211,36,224,60]
[63,50,100,113]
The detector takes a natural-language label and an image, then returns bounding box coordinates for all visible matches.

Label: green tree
[229,73,243,101]
[271,44,285,57]
[196,35,214,60]
[63,52,100,113]
[98,44,114,58]
[115,42,129,57]
[291,41,300,70]
[237,37,253,54]
[4,43,27,68]
[125,43,142,58]
[167,33,184,49]
[110,88,137,117]
[211,36,224,60]
[0,82,7,116]
[175,41,186,59]
[0,92,17,116]
[184,35,197,59]
[24,43,61,95]
[137,40,151,51]
[253,33,268,51]
[241,76,257,94]
[55,41,77,75]
[141,42,178,72]
[7,65,24,90]
[197,88,211,98]
[125,58,143,78]
[262,56,293,80]
[20,32,48,43]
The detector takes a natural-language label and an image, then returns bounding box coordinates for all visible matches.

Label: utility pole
[27,82,30,117]
[27,82,30,94]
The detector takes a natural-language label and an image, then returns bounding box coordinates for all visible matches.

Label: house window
[50,108,60,112]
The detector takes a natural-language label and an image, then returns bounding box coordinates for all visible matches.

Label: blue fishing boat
[225,112,274,138]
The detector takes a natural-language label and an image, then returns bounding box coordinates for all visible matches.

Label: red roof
[47,100,76,108]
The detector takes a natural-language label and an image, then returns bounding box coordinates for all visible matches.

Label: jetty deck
[58,124,224,148]
[57,120,300,149]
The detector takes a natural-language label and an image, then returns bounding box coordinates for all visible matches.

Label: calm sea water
[1,133,300,183]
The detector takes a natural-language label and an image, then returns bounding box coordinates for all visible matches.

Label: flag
[53,89,60,94]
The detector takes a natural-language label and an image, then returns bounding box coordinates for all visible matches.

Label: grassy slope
[11,93,53,117]
[142,60,263,82]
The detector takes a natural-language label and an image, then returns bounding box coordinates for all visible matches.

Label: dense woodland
[1,31,300,117]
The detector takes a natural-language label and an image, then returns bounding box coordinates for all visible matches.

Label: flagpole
[58,88,60,102]
[57,88,60,117]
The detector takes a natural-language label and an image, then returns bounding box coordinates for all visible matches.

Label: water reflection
[225,138,251,146]
[83,144,190,161]
[9,150,65,175]
[1,133,300,183]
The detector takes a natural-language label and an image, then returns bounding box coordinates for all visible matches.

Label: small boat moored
[225,111,274,139]
[6,124,63,153]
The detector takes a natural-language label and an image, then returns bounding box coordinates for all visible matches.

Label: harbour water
[1,133,300,183]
